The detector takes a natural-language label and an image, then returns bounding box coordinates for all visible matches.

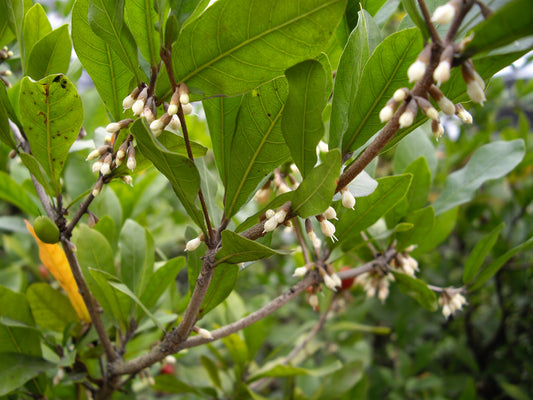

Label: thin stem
[445,0,476,44]
[64,188,97,238]
[61,238,117,363]
[417,0,442,44]
[293,218,312,265]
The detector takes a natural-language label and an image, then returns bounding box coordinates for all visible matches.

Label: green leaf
[119,219,154,297]
[282,60,327,177]
[463,223,504,285]
[341,28,423,153]
[0,1,16,48]
[172,0,347,97]
[170,0,211,28]
[140,257,185,310]
[396,206,434,251]
[125,0,161,65]
[224,78,290,217]
[19,74,83,194]
[22,3,52,71]
[88,0,142,81]
[72,0,135,120]
[400,0,429,41]
[203,95,242,184]
[335,174,412,248]
[201,356,222,389]
[330,10,382,148]
[0,171,39,216]
[152,374,200,395]
[471,236,533,292]
[414,207,458,255]
[131,118,205,232]
[105,277,165,331]
[0,353,54,396]
[0,285,41,357]
[403,157,431,212]
[222,333,248,378]
[292,150,341,218]
[26,283,79,332]
[1,81,23,138]
[89,268,131,327]
[26,25,71,80]
[391,271,438,311]
[249,359,343,381]
[464,0,533,58]
[0,98,15,149]
[18,153,55,196]
[198,263,238,318]
[1,0,24,64]
[215,231,285,265]
[433,140,525,215]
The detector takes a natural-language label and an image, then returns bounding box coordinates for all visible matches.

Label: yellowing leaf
[26,220,90,323]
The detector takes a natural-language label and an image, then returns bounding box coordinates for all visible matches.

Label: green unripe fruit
[33,216,60,244]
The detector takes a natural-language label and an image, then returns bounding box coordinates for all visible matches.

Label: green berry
[33,216,60,244]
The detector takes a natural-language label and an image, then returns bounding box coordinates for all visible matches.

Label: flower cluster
[389,250,419,277]
[262,203,291,233]
[355,270,395,303]
[438,288,467,318]
[379,0,486,140]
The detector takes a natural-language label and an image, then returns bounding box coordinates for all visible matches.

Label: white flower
[323,274,338,291]
[150,118,165,135]
[86,149,102,161]
[432,4,456,25]
[379,104,395,123]
[127,156,136,171]
[293,266,308,277]
[182,103,193,115]
[308,294,319,308]
[323,206,337,220]
[169,114,181,130]
[274,208,288,224]
[308,231,322,248]
[263,217,278,233]
[331,273,342,288]
[434,61,451,85]
[180,93,190,105]
[164,355,177,365]
[105,122,121,133]
[393,88,408,102]
[185,236,202,251]
[100,162,111,176]
[456,107,473,124]
[425,106,440,121]
[167,103,178,116]
[265,209,275,219]
[121,175,133,186]
[408,60,426,82]
[319,219,336,240]
[92,161,103,173]
[335,170,378,209]
[439,290,467,318]
[132,99,145,116]
[122,95,135,110]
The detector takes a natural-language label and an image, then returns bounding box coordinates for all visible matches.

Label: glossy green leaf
[72,0,135,120]
[391,270,438,311]
[464,0,533,58]
[1,0,24,64]
[203,95,242,184]
[292,150,341,218]
[140,257,184,310]
[400,0,429,41]
[215,231,285,266]
[463,223,504,285]
[433,140,525,215]
[336,174,412,248]
[0,98,15,149]
[0,171,38,216]
[249,359,342,381]
[18,153,55,196]
[396,206,434,251]
[73,225,120,325]
[222,333,248,378]
[89,268,131,327]
[414,207,458,255]
[198,263,238,318]
[403,157,431,212]
[19,74,83,194]
[170,0,211,28]
[104,277,165,331]
[22,4,52,71]
[201,356,222,389]
[88,0,141,81]
[0,1,15,48]
[172,0,347,97]
[27,25,71,80]
[282,60,327,176]
[119,219,154,297]
[26,283,78,332]
[471,236,533,291]
[224,78,290,217]
[152,374,200,395]
[0,285,41,357]
[125,0,160,65]
[341,28,423,153]
[0,353,54,396]
[330,10,382,148]
[131,119,205,232]
[1,81,22,135]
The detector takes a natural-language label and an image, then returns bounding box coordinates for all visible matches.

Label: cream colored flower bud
[100,162,111,176]
[274,208,288,224]
[6,51,13,58]
[92,160,103,173]
[263,217,278,233]
[122,95,135,110]
[293,266,308,277]
[408,60,426,83]
[308,294,319,308]
[121,175,133,186]
[432,3,456,25]
[319,219,336,240]
[86,148,104,161]
[341,188,356,209]
[308,230,322,248]
[169,114,181,130]
[164,355,177,365]
[323,206,337,220]
[127,156,136,171]
[331,273,342,288]
[399,109,415,128]
[379,104,395,123]
[467,81,486,105]
[167,104,178,116]
[92,180,103,197]
[432,120,444,140]
[150,118,165,134]
[265,209,275,219]
[393,88,409,102]
[197,328,213,340]
[180,93,190,105]
[323,274,338,291]
[434,61,451,85]
[438,96,455,115]
[182,103,193,115]
[132,99,145,116]
[455,104,473,124]
[105,122,121,133]
[185,236,202,251]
